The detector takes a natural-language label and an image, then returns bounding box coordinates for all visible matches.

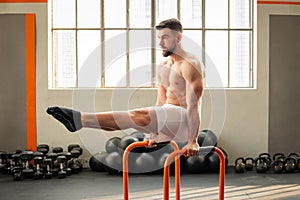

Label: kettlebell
[255,157,268,173]
[273,160,284,174]
[284,157,296,173]
[244,157,255,171]
[288,153,299,159]
[258,153,272,170]
[234,157,245,173]
[273,153,285,162]
[297,158,300,171]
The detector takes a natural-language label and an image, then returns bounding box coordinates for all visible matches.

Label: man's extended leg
[47,106,158,133]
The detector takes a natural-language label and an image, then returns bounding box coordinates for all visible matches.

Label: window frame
[49,0,255,89]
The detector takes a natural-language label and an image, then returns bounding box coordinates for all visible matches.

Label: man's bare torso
[158,54,204,108]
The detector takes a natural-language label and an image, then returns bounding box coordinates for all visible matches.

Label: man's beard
[162,50,173,57]
[162,45,176,57]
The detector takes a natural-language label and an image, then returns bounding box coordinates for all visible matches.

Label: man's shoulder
[183,53,202,67]
[182,54,206,78]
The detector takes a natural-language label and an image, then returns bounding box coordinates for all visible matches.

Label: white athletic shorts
[144,104,188,143]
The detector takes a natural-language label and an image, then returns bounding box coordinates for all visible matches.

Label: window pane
[130,0,151,28]
[130,30,152,87]
[183,30,202,59]
[78,31,101,87]
[78,0,101,28]
[230,31,251,87]
[230,0,251,28]
[53,30,76,87]
[53,0,75,28]
[181,0,202,28]
[104,0,126,28]
[105,31,126,87]
[205,31,228,87]
[156,0,177,24]
[205,0,228,29]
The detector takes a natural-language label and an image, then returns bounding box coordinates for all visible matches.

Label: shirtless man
[47,18,205,157]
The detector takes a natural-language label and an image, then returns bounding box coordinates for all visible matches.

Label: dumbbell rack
[123,141,226,200]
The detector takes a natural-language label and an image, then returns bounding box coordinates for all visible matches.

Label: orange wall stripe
[26,14,37,151]
[0,0,47,3]
[258,1,300,4]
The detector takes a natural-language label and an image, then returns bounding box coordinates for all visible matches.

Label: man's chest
[159,65,185,88]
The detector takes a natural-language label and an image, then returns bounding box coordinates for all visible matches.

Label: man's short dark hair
[155,18,183,33]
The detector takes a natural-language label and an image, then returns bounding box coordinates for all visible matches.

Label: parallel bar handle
[123,140,179,200]
[163,146,226,200]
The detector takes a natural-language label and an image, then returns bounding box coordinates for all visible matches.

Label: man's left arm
[182,63,204,156]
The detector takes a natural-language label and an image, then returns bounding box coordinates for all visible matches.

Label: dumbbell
[63,152,72,176]
[57,155,67,179]
[33,156,44,179]
[0,151,7,174]
[68,144,81,153]
[20,151,35,179]
[11,154,22,171]
[11,166,23,181]
[74,147,83,170]
[5,152,14,175]
[53,147,64,154]
[10,153,22,181]
[70,149,82,174]
[37,144,50,155]
[43,158,53,179]
[47,153,59,177]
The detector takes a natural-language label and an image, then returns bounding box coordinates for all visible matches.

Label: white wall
[1,2,300,165]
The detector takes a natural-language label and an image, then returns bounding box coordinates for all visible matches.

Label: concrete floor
[0,168,300,200]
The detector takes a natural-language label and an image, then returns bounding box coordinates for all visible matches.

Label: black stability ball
[130,131,145,141]
[105,137,121,153]
[89,152,108,172]
[199,130,218,147]
[186,154,208,173]
[104,152,123,175]
[119,135,140,152]
[135,152,156,173]
[207,151,220,173]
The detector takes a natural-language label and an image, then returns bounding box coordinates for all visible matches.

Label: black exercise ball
[135,152,156,173]
[186,154,208,173]
[105,137,121,153]
[89,152,108,172]
[197,131,206,146]
[199,129,218,147]
[130,131,145,141]
[207,151,220,173]
[175,141,188,149]
[119,135,140,152]
[104,152,123,175]
[159,153,175,174]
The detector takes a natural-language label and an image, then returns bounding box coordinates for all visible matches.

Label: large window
[49,0,254,88]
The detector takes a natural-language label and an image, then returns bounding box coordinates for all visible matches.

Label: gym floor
[1,167,300,200]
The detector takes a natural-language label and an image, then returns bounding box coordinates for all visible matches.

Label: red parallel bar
[164,147,226,200]
[123,140,179,200]
[163,149,185,200]
[123,141,149,200]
